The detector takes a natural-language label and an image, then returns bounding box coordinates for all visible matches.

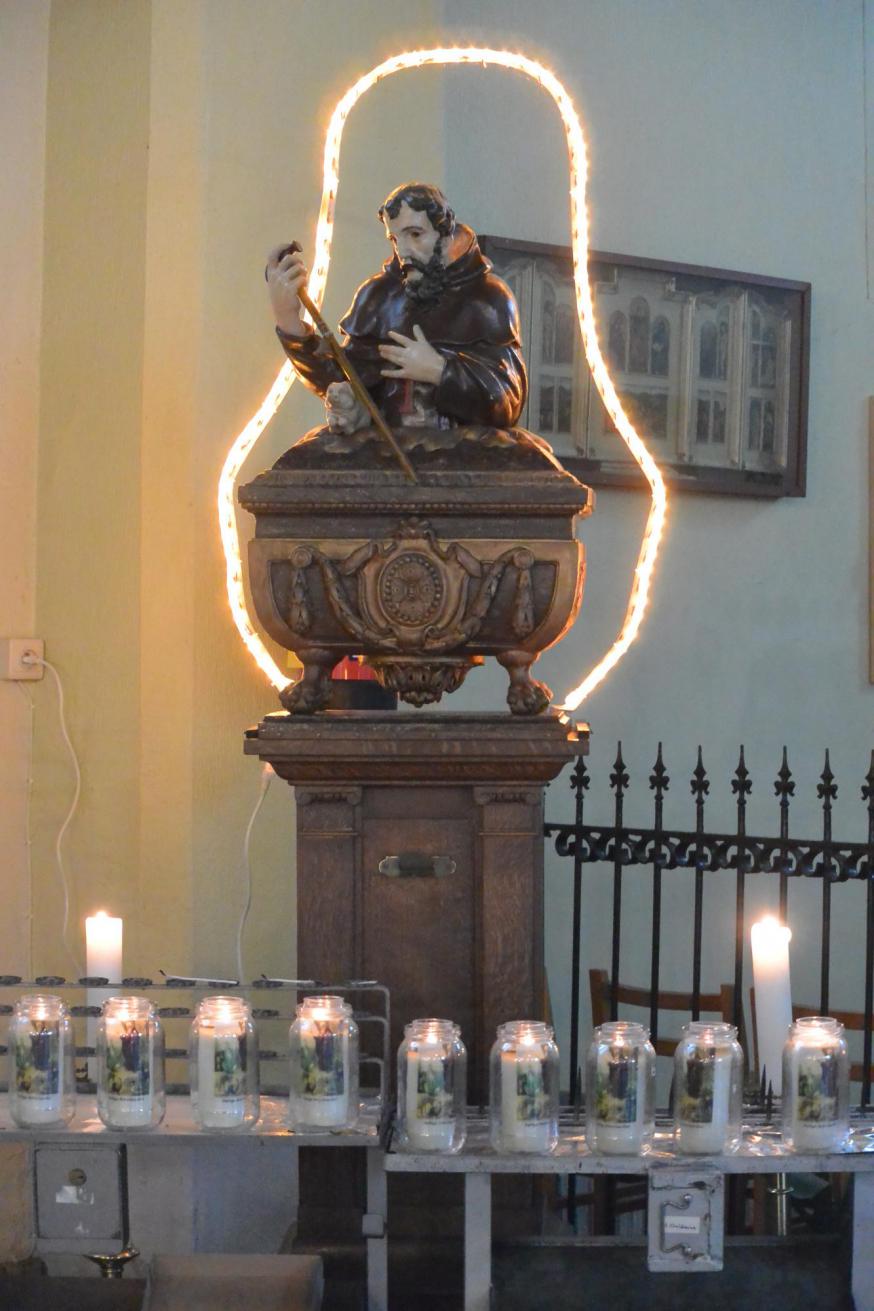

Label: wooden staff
[278,243,418,484]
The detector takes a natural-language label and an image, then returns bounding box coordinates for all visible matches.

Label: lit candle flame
[218,47,668,705]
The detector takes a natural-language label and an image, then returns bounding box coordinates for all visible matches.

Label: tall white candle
[85,912,123,1081]
[196,1000,247,1130]
[751,916,792,1096]
[499,1049,551,1153]
[405,1047,455,1150]
[85,913,123,982]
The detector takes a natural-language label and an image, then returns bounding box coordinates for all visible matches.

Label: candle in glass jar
[12,1000,64,1125]
[196,999,248,1130]
[751,916,792,1096]
[783,1017,849,1152]
[405,1042,456,1150]
[587,1022,654,1155]
[99,999,153,1129]
[498,1030,552,1153]
[675,1040,735,1154]
[291,997,352,1129]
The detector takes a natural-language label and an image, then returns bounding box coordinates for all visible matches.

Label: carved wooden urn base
[238,423,592,714]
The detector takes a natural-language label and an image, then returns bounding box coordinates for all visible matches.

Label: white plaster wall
[439,0,874,1069]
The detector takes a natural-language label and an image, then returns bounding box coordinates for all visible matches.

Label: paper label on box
[664,1214,701,1234]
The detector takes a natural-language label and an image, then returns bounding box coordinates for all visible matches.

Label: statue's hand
[266,242,309,336]
[378,325,445,385]
[325,381,369,435]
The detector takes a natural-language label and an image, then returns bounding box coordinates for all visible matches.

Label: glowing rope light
[218,47,668,705]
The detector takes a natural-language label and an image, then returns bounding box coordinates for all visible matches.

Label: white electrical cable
[15,682,35,978]
[236,763,274,987]
[22,654,83,977]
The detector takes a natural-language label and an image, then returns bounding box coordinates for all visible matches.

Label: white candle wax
[14,1014,64,1125]
[293,1012,349,1128]
[500,1050,551,1153]
[197,1010,246,1130]
[676,1049,734,1154]
[103,1012,153,1128]
[751,917,792,1096]
[405,1048,455,1150]
[86,912,123,981]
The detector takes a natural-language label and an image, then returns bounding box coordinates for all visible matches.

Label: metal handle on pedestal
[378,853,456,879]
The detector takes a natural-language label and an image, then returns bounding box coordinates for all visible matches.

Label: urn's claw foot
[498,650,552,717]
[506,675,552,716]
[279,650,334,715]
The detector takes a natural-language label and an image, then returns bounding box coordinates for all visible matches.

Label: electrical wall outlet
[1,637,45,680]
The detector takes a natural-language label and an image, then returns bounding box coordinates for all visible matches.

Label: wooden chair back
[589,968,738,1059]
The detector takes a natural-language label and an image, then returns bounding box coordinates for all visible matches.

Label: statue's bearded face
[383,201,447,304]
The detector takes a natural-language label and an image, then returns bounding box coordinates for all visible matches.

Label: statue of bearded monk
[265,182,527,438]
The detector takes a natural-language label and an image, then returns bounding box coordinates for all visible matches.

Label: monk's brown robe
[277,230,527,431]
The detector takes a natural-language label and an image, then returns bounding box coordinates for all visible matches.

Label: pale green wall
[439,0,874,1062]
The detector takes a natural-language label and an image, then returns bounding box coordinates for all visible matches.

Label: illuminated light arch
[217,47,668,709]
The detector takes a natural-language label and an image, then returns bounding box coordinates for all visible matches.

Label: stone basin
[238,423,592,714]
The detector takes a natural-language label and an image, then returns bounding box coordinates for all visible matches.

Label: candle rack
[0,977,390,1107]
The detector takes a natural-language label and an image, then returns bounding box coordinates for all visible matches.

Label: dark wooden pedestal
[244,710,586,1098]
[244,709,587,1260]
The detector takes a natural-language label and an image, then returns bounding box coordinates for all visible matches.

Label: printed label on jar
[106,1027,150,1099]
[595,1051,638,1125]
[796,1053,838,1125]
[513,1058,549,1124]
[299,1029,345,1101]
[414,1056,454,1123]
[15,1025,60,1101]
[214,1035,246,1100]
[677,1053,716,1125]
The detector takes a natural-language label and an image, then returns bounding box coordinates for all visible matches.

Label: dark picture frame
[479,235,811,498]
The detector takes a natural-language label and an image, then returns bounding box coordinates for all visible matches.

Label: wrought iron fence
[545,745,874,1115]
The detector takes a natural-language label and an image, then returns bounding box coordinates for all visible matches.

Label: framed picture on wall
[479,235,811,498]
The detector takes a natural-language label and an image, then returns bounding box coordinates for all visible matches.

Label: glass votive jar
[289,994,359,1132]
[782,1016,849,1152]
[8,994,75,1128]
[673,1021,743,1154]
[96,996,165,1130]
[189,996,259,1131]
[490,1020,559,1154]
[397,1019,466,1153]
[586,1020,656,1155]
